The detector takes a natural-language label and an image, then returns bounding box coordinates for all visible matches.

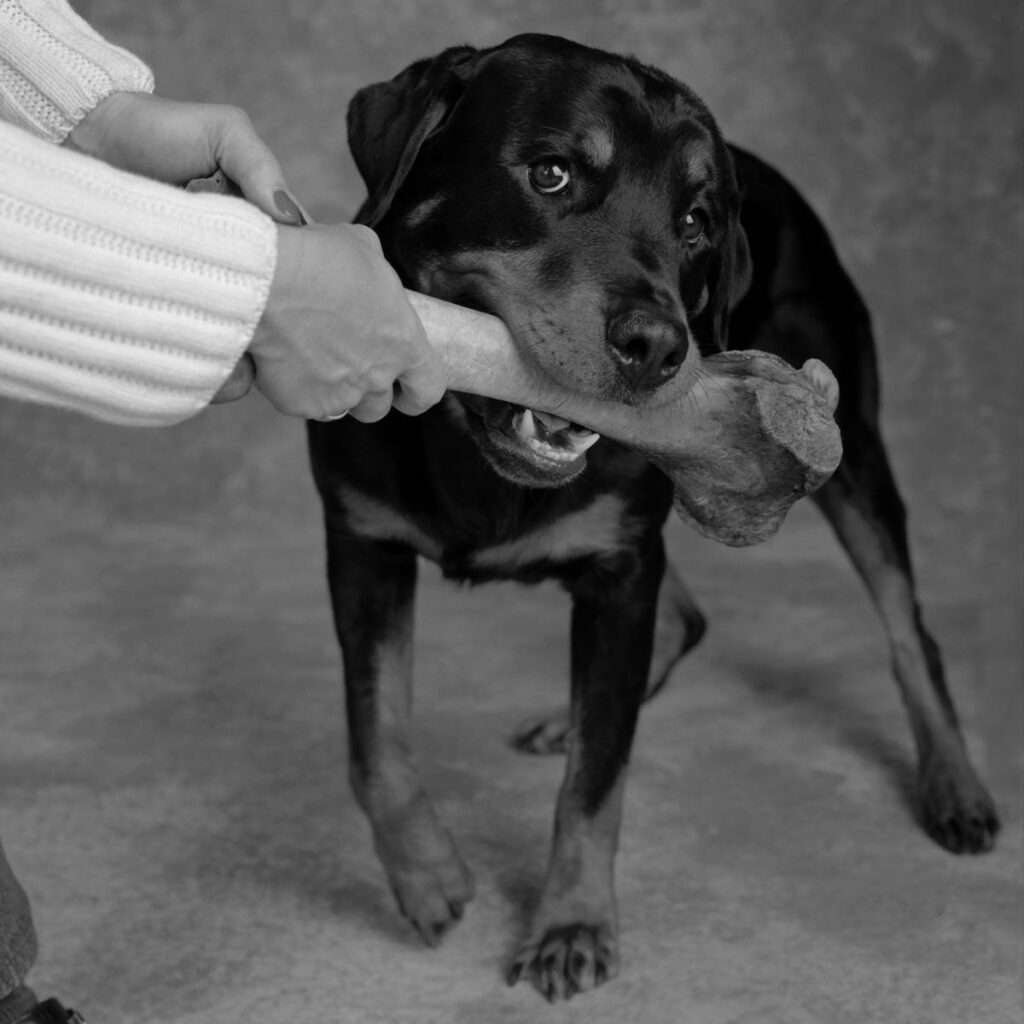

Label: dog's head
[348,34,751,487]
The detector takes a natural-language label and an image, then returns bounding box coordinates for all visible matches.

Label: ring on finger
[322,410,348,421]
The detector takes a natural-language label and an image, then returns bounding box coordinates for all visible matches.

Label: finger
[392,325,448,415]
[212,108,309,225]
[185,169,244,198]
[210,354,256,404]
[345,223,385,253]
[346,388,396,424]
[392,361,448,415]
[386,285,447,416]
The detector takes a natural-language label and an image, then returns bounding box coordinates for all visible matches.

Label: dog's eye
[683,208,707,243]
[529,159,571,195]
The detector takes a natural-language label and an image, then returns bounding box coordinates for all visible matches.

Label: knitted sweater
[0,0,277,426]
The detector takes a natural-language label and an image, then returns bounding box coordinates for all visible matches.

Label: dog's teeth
[526,437,576,463]
[511,406,599,464]
[533,409,571,433]
[515,407,537,441]
[567,430,601,453]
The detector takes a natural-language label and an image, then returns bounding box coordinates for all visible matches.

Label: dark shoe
[15,999,85,1024]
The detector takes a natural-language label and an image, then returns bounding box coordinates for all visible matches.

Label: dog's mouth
[457,393,601,487]
[430,282,602,486]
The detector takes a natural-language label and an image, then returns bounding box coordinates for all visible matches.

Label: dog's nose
[606,309,688,389]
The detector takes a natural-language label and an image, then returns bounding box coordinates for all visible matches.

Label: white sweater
[0,0,277,426]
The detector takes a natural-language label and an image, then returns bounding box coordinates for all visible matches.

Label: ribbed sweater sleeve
[0,0,155,143]
[0,121,278,426]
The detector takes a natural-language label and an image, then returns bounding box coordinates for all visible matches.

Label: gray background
[1,2,1021,1022]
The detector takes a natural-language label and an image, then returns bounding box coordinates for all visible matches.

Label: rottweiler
[307,34,999,1001]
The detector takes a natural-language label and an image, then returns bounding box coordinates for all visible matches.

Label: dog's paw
[918,757,1000,854]
[386,840,476,946]
[507,923,619,1002]
[509,709,571,755]
[373,803,477,946]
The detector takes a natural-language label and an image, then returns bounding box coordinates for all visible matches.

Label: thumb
[213,114,310,226]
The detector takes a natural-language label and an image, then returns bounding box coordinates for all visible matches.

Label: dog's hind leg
[326,530,475,944]
[509,558,706,755]
[813,422,1000,853]
[647,558,708,697]
[507,534,664,1001]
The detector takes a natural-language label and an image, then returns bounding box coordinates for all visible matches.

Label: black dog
[307,34,999,1001]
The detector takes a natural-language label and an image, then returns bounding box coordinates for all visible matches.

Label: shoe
[15,999,86,1024]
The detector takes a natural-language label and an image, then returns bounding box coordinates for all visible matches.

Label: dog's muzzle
[606,308,689,390]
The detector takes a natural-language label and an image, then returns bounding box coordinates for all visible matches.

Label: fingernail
[274,190,306,225]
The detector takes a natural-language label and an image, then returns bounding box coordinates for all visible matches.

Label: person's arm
[0,120,276,426]
[0,1,277,424]
[0,121,446,425]
[0,0,155,143]
[0,0,446,425]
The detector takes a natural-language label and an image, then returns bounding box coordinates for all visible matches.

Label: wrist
[250,224,306,354]
[63,91,144,164]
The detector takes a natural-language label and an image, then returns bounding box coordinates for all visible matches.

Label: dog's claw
[374,805,476,946]
[918,757,1000,855]
[508,923,618,1002]
[924,808,1000,855]
[509,710,571,755]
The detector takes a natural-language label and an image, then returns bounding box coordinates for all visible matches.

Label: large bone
[190,172,841,546]
[215,292,841,547]
[411,294,841,546]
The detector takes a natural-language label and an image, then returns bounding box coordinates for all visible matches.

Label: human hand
[66,94,444,420]
[64,91,306,224]
[250,223,446,421]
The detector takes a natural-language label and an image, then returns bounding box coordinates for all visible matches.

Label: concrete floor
[1,2,1021,1022]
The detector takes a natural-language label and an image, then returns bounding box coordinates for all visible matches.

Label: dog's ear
[701,220,752,353]
[347,46,479,227]
[726,222,752,311]
[701,140,752,351]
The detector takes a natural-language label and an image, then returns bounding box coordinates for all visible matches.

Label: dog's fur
[307,35,999,1001]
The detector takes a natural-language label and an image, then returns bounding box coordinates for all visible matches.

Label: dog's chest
[339,486,634,578]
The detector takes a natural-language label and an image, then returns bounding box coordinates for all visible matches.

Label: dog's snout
[606,309,688,389]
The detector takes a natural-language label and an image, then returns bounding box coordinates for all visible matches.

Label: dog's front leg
[508,535,664,1001]
[326,530,475,945]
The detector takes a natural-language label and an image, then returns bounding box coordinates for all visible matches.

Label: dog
[307,34,999,1001]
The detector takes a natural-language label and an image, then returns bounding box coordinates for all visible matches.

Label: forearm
[0,121,277,426]
[0,0,154,143]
